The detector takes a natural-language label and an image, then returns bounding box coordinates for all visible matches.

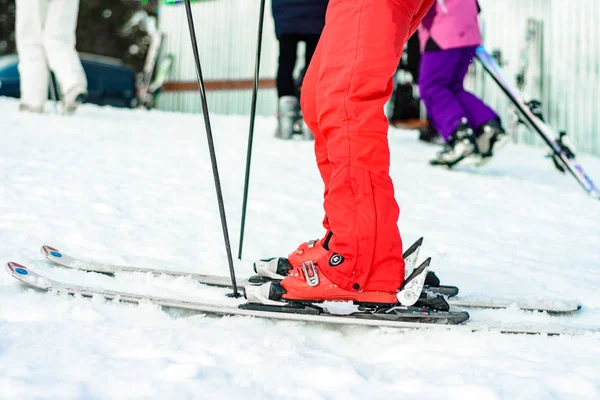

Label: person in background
[418,0,507,167]
[15,0,88,114]
[271,0,328,139]
[388,33,443,144]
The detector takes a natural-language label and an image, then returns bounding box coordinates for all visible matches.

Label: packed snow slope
[0,97,599,400]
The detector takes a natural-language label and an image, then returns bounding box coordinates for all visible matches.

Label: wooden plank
[390,119,429,129]
[162,79,276,92]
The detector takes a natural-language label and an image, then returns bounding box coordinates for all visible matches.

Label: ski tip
[6,262,52,290]
[6,261,29,276]
[402,237,424,259]
[40,245,61,259]
[558,302,583,313]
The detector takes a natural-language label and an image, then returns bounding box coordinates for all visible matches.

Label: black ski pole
[182,0,240,298]
[238,0,266,260]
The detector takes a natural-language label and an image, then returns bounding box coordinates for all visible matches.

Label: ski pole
[182,0,240,298]
[238,0,266,260]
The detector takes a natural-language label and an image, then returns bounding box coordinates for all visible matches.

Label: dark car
[0,53,136,108]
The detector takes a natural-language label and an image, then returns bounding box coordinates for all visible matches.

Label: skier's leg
[15,0,49,111]
[276,35,299,98]
[451,47,498,130]
[282,0,436,283]
[301,39,332,192]
[276,35,300,138]
[299,37,333,234]
[304,35,320,68]
[451,47,507,159]
[43,0,87,107]
[418,48,469,141]
[294,0,434,295]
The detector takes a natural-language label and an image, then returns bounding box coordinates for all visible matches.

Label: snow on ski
[448,298,581,314]
[41,245,252,288]
[41,242,424,288]
[41,244,581,313]
[6,261,595,336]
[475,45,600,200]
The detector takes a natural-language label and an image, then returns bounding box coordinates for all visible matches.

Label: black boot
[475,118,508,163]
[430,119,476,168]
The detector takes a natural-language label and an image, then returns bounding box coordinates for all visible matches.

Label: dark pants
[276,34,320,98]
[419,46,498,141]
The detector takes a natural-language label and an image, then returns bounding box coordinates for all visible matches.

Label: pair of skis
[8,238,470,328]
[4,239,591,335]
[475,46,600,200]
[38,243,579,314]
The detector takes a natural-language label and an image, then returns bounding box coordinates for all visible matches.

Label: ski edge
[448,298,582,314]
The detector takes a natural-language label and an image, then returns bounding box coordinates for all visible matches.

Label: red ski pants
[301,0,434,292]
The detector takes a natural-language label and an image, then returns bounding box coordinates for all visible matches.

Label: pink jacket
[418,0,482,52]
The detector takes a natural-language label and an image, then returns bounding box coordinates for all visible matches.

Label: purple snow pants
[418,46,498,141]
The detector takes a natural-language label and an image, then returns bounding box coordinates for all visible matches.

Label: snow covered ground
[0,96,599,399]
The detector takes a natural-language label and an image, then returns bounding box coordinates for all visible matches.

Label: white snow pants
[15,0,87,109]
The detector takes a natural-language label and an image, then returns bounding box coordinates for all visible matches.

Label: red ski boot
[245,258,431,307]
[253,239,328,281]
[280,261,399,304]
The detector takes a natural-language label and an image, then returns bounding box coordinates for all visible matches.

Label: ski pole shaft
[182,0,240,297]
[238,0,266,260]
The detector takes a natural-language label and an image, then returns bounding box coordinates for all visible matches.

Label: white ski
[6,262,595,336]
[41,244,252,288]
